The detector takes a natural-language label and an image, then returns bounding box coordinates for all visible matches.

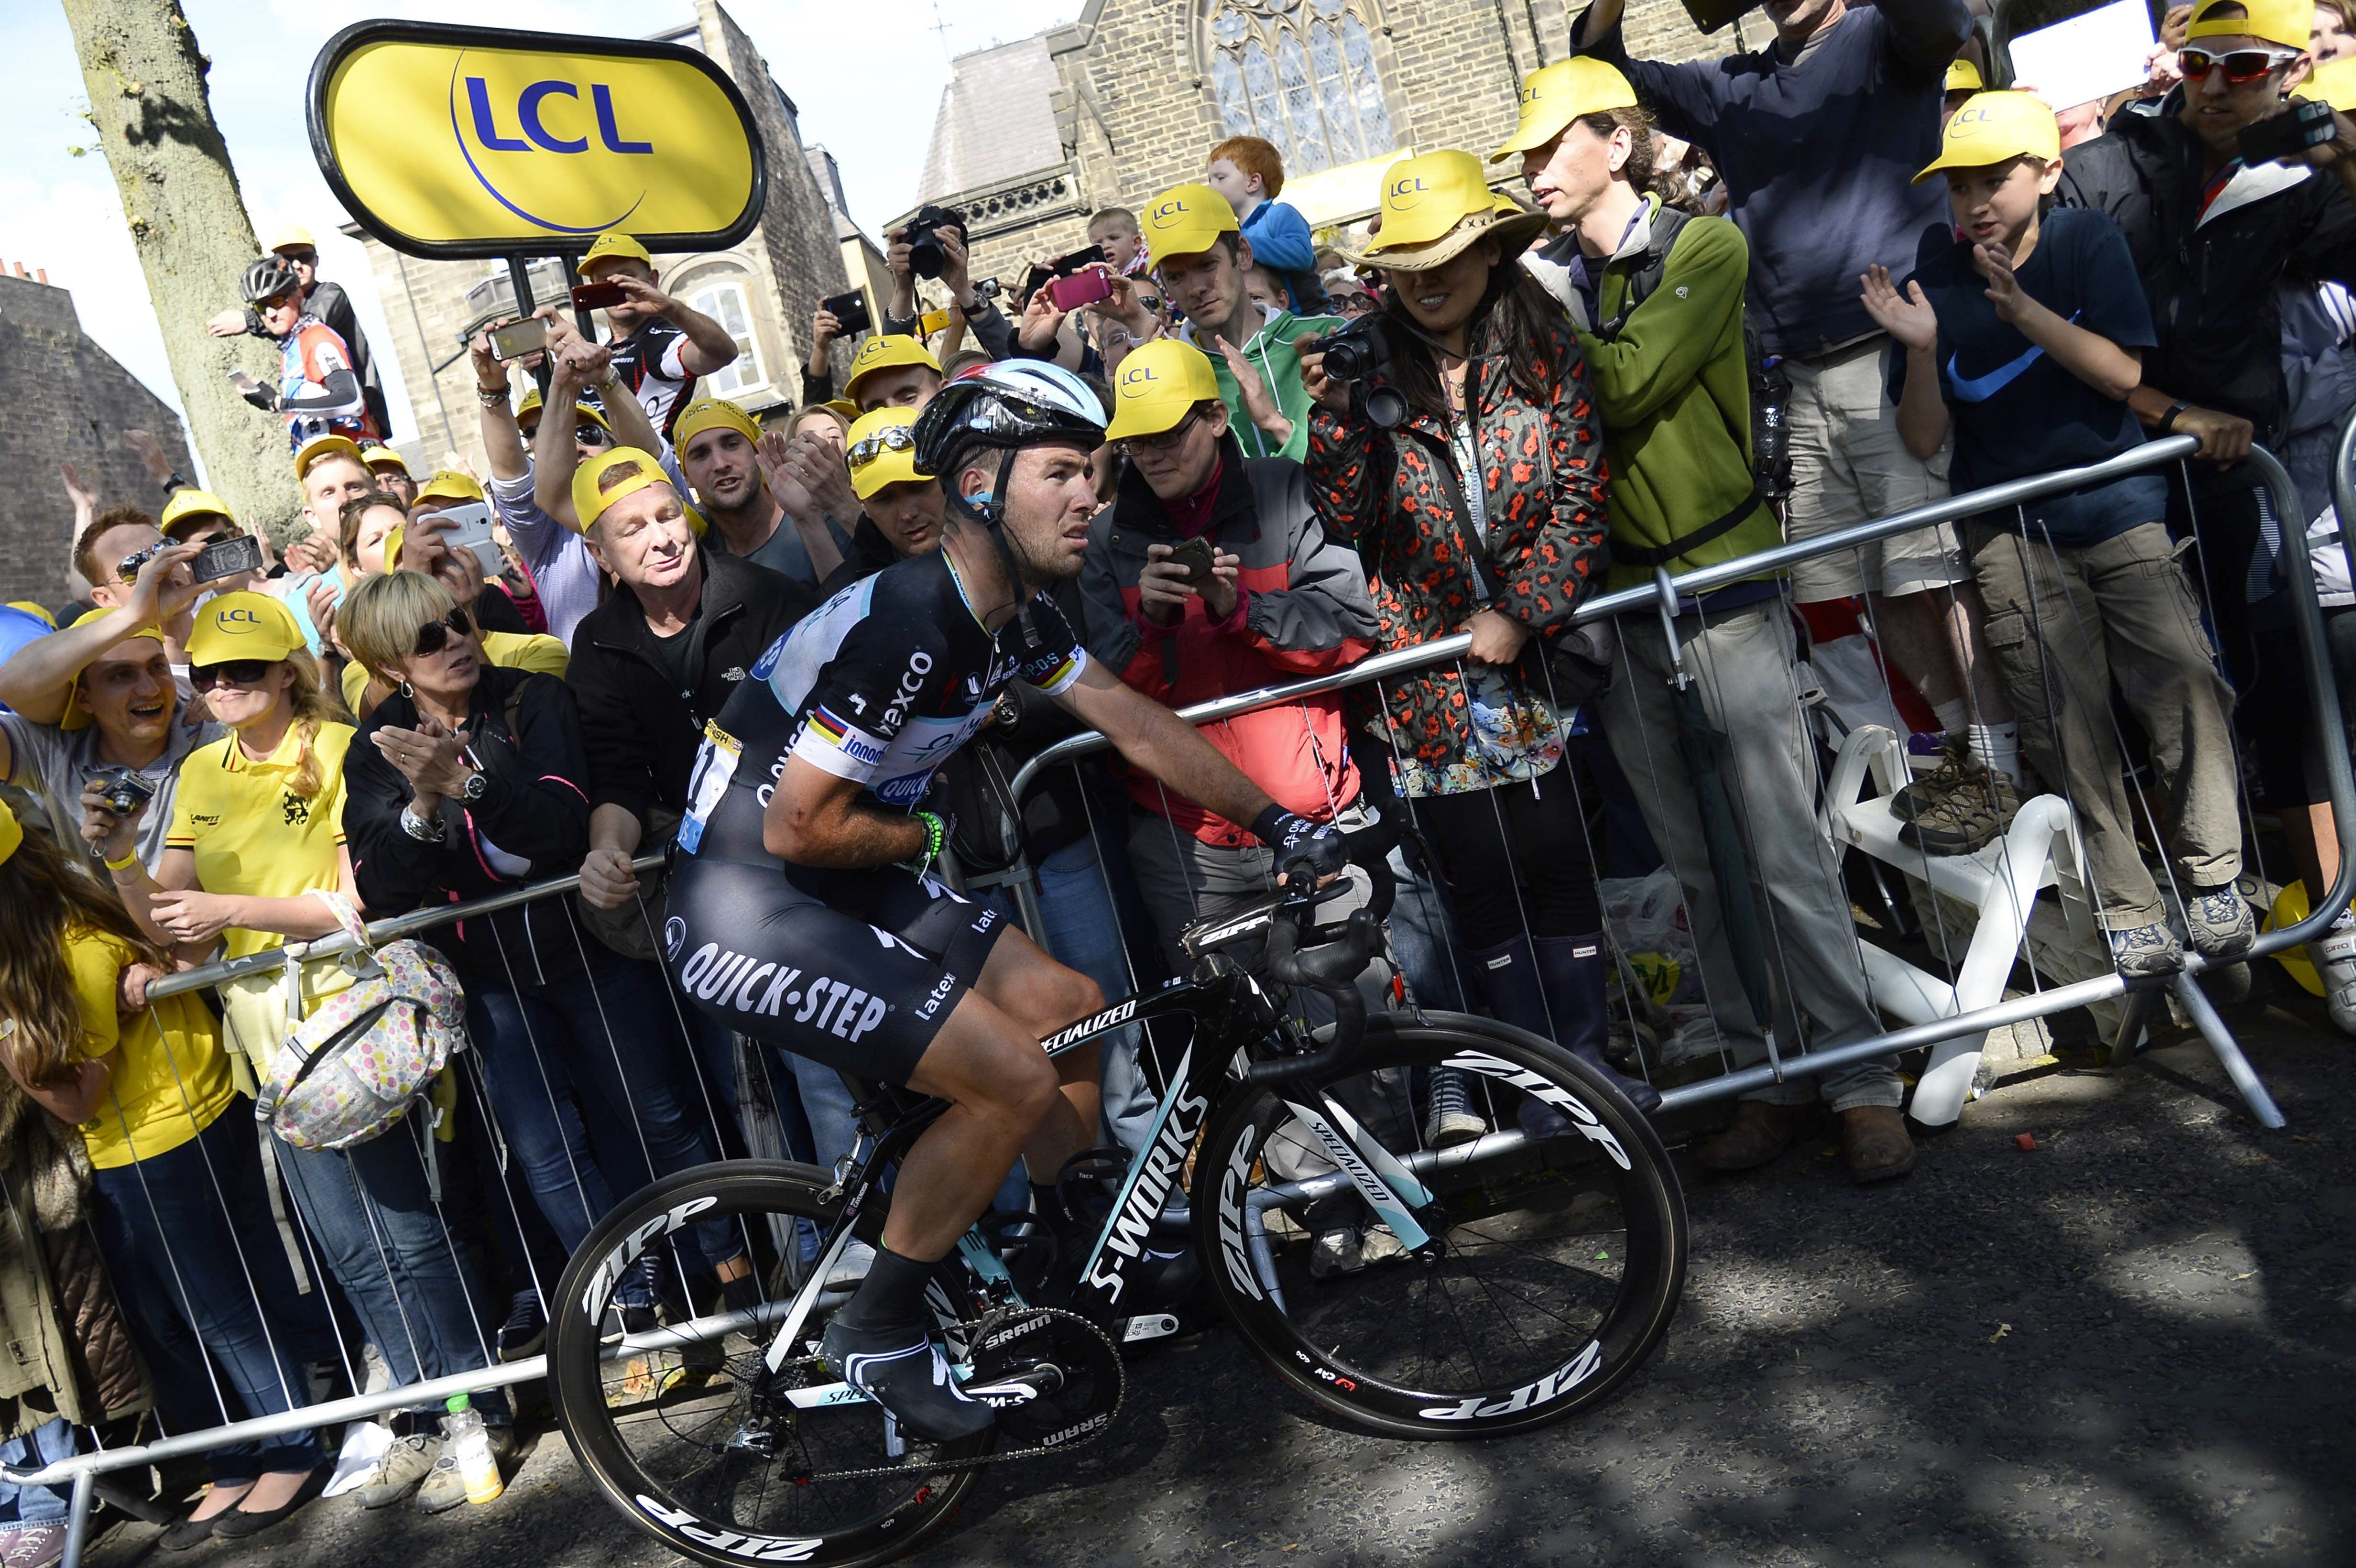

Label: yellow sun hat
[1342,150,1547,271]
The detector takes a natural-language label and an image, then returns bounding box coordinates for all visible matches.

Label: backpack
[252,893,469,1159]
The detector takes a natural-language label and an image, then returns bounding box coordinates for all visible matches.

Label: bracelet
[903,810,947,880]
[102,847,140,873]
[400,806,448,843]
[476,385,512,406]
[2158,401,2190,435]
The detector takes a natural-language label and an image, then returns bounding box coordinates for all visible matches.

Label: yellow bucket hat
[1104,339,1222,441]
[845,407,927,500]
[1914,91,2061,184]
[1142,183,1242,265]
[842,335,942,404]
[1343,151,1548,271]
[1490,58,1641,163]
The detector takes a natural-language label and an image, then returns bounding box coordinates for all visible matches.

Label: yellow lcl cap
[580,230,653,274]
[267,223,316,253]
[1490,57,1641,162]
[1104,338,1222,441]
[842,335,942,403]
[187,591,305,666]
[1946,58,1985,92]
[1142,183,1242,264]
[674,397,762,449]
[2185,0,2310,49]
[1913,91,2061,184]
[414,470,485,506]
[160,489,236,536]
[294,433,365,480]
[572,446,676,533]
[59,608,167,732]
[845,407,927,500]
[359,445,410,476]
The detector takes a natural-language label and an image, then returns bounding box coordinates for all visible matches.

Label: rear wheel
[547,1162,989,1568]
[1193,1014,1687,1438]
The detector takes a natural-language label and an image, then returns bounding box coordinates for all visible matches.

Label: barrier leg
[59,1469,92,1568]
[2169,970,2287,1129]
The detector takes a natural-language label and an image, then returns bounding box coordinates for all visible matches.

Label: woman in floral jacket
[1304,150,1655,1119]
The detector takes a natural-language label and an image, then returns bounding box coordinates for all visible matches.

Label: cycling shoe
[818,1319,996,1444]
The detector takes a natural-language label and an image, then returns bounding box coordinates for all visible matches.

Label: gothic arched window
[1208,0,1396,174]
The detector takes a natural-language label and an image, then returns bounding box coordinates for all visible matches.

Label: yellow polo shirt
[67,927,237,1169]
[166,721,356,964]
[339,631,569,714]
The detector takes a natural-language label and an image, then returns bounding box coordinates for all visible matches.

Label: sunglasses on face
[192,659,273,689]
[1120,408,1207,455]
[412,607,473,659]
[1136,295,1167,313]
[849,424,919,469]
[575,426,612,448]
[2179,47,2300,82]
[259,292,298,312]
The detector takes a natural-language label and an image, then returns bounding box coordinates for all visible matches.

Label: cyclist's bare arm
[1055,660,1276,830]
[765,756,930,868]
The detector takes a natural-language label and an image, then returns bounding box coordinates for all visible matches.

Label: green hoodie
[1530,197,1780,595]
[1181,304,1339,462]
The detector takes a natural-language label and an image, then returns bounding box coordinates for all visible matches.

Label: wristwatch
[2158,401,2191,435]
[400,806,447,842]
[160,472,189,497]
[456,769,489,804]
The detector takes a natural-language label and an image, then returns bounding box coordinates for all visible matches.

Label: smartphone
[1165,535,1217,589]
[1021,263,1057,304]
[2239,98,2336,164]
[1048,269,1114,312]
[224,369,262,395]
[490,316,551,361]
[821,288,873,336]
[1052,244,1109,277]
[1678,0,1757,31]
[570,280,627,310]
[191,533,263,583]
[428,501,507,579]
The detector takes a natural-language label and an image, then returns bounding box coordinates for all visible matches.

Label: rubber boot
[1531,934,1664,1115]
[1464,935,1576,1137]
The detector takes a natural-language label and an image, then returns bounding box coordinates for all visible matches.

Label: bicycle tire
[1193,1013,1687,1439]
[548,1161,989,1568]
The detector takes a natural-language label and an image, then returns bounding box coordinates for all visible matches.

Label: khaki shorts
[1781,335,1967,602]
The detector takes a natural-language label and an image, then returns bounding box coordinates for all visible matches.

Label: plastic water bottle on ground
[445,1393,504,1504]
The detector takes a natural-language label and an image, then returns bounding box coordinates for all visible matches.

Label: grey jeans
[1966,521,2241,928]
[1600,599,1904,1113]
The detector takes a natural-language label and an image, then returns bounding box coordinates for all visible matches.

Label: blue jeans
[90,1112,332,1483]
[272,1120,510,1425]
[0,1420,75,1524]
[464,985,615,1254]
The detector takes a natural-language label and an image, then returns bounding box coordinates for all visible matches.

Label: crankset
[965,1306,1124,1447]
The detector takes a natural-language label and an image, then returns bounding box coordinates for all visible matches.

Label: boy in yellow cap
[840,335,943,414]
[1145,181,1340,461]
[576,229,742,441]
[1865,91,2247,975]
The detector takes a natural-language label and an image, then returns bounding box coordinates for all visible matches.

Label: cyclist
[230,256,378,451]
[654,361,1349,1443]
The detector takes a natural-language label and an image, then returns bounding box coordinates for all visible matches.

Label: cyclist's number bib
[677,721,742,855]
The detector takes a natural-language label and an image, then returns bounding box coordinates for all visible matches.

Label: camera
[1317,316,1408,429]
[84,765,155,820]
[902,204,967,281]
[113,543,167,584]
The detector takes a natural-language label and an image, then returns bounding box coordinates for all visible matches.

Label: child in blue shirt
[1859,91,2249,977]
[1207,136,1332,317]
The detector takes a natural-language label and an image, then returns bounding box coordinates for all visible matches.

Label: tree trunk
[61,0,289,538]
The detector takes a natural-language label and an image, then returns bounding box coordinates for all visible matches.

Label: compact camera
[84,765,155,821]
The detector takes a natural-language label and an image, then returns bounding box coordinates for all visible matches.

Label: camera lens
[1363,385,1411,430]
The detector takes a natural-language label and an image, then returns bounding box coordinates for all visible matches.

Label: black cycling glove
[1252,804,1349,886]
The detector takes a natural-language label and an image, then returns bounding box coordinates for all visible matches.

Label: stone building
[905,0,1751,285]
[0,266,194,609]
[354,0,863,474]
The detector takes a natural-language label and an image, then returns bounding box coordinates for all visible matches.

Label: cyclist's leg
[971,922,1105,1187]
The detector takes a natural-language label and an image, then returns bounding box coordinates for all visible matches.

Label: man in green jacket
[1145,182,1339,461]
[1502,58,1916,1185]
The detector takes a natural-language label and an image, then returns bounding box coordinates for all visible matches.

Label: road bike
[547,833,1689,1567]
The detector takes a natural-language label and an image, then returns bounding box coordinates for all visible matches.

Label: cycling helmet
[913,360,1106,525]
[240,255,303,306]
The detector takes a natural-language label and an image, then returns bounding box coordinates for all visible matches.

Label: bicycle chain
[777,1308,1126,1484]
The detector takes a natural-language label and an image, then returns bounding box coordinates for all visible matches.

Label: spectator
[342,493,568,717]
[279,436,383,653]
[158,490,269,595]
[1503,58,1914,1176]
[230,254,379,451]
[56,506,204,680]
[841,335,944,414]
[1090,205,1150,276]
[207,223,391,436]
[0,802,325,1550]
[675,396,849,589]
[2318,0,2356,59]
[0,546,224,873]
[2057,0,2356,965]
[576,230,743,442]
[1571,0,2024,793]
[1207,135,1333,316]
[361,444,419,509]
[820,406,944,595]
[881,213,1017,360]
[1302,151,1657,1114]
[1143,181,1340,461]
[789,401,854,451]
[1947,57,1987,120]
[85,592,516,1517]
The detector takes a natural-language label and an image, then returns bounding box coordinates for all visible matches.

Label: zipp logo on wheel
[634,1495,821,1562]
[1418,1340,1604,1421]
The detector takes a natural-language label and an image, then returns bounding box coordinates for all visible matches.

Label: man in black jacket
[2056,0,2356,937]
[207,224,391,437]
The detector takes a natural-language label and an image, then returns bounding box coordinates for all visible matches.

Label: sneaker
[353,1430,439,1509]
[818,1319,995,1444]
[825,1238,877,1294]
[2307,915,2356,1034]
[1896,759,2020,856]
[496,1294,546,1362]
[2177,884,2256,960]
[1422,1065,1488,1147]
[1308,1225,1365,1279]
[2108,920,2184,979]
[1,1524,66,1568]
[412,1446,468,1515]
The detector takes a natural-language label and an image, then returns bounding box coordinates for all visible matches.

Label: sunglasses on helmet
[848,424,920,469]
[412,607,473,659]
[2179,46,2301,83]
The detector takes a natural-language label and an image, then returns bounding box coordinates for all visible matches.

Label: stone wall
[0,272,194,609]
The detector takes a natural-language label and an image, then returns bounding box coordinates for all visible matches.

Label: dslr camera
[1317,316,1408,429]
[902,205,968,281]
[84,764,155,821]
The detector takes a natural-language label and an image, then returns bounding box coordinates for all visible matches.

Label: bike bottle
[445,1394,504,1505]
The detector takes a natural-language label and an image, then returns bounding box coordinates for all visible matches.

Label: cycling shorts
[661,858,1009,1084]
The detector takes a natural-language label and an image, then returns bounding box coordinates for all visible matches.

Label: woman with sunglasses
[1302,151,1658,1118]
[87,591,518,1512]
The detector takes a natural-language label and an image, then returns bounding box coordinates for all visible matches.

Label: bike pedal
[882,1411,905,1460]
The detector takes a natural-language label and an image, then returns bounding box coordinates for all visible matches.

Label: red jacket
[1079,440,1380,847]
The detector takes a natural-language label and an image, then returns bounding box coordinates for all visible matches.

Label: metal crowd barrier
[11,436,2351,1568]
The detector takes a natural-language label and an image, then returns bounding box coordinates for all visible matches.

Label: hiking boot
[2108,921,2184,979]
[1895,760,2019,855]
[2177,884,2256,960]
[1838,1105,1917,1183]
[1888,742,1972,822]
[1692,1099,1818,1172]
[353,1430,439,1509]
[2307,915,2356,1035]
[818,1320,995,1444]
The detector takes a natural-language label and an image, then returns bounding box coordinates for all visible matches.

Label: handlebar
[1243,815,1397,1088]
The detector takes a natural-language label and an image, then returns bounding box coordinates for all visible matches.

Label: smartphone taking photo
[570,280,627,311]
[425,501,507,580]
[1047,269,1114,312]
[490,316,552,361]
[821,289,873,336]
[191,533,264,583]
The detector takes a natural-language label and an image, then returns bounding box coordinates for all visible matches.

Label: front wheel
[1194,1013,1687,1438]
